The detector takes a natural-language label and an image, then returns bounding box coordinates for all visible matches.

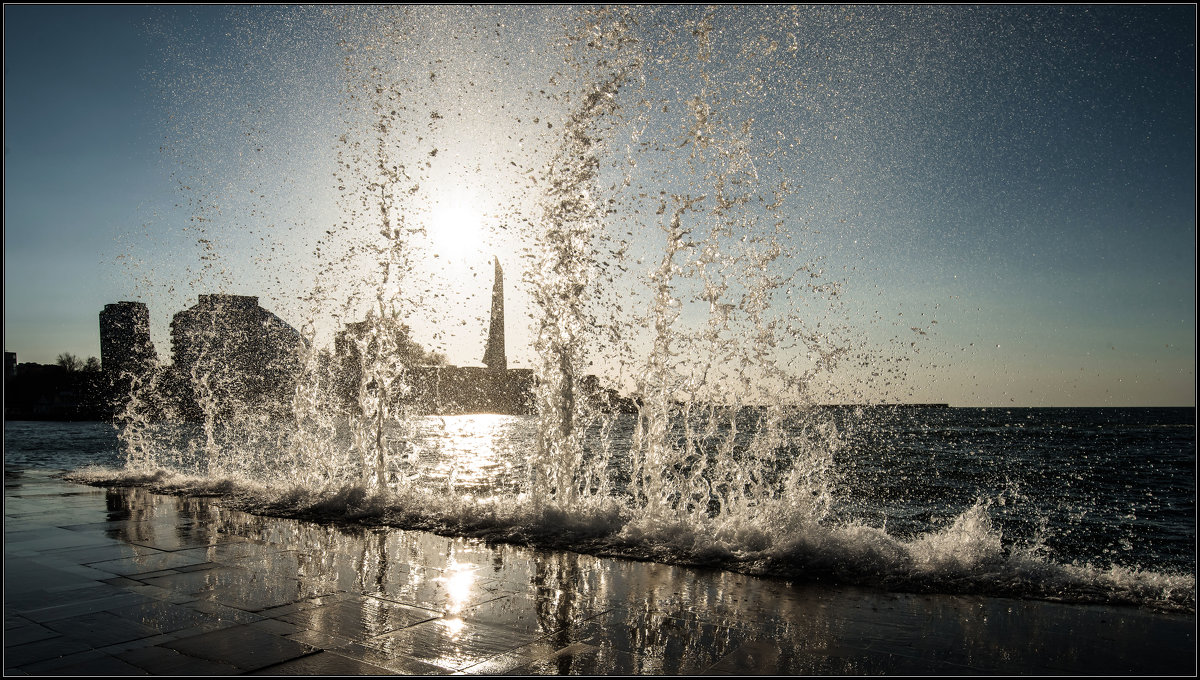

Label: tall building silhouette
[170,294,304,411]
[482,256,507,371]
[99,301,157,376]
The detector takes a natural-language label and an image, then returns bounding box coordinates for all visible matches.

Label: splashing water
[75,6,1193,614]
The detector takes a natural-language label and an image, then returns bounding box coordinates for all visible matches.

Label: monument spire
[482,255,507,371]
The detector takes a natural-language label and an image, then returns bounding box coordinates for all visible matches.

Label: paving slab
[275,595,441,642]
[113,644,243,675]
[4,619,61,647]
[4,470,1195,676]
[41,609,164,647]
[159,625,318,672]
[364,616,548,672]
[248,649,398,675]
[18,648,152,676]
[4,634,94,671]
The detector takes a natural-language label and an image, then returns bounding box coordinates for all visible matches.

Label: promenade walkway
[4,469,1194,675]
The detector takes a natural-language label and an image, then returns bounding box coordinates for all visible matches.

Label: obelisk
[482,256,507,371]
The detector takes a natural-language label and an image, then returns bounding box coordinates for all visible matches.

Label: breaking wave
[65,463,1195,614]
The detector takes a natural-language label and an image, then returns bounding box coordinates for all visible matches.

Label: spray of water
[71,6,1193,613]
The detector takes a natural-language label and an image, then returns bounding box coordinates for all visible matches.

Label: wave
[64,464,1196,614]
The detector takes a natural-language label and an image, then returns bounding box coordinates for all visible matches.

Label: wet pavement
[4,468,1195,675]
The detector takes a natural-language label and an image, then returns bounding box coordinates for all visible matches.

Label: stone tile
[359,616,545,672]
[5,612,33,630]
[130,568,182,579]
[16,590,153,624]
[4,620,61,646]
[172,541,271,564]
[198,576,335,613]
[72,563,139,582]
[504,643,643,675]
[3,635,94,670]
[11,554,129,585]
[705,635,972,675]
[247,617,303,636]
[88,550,211,576]
[704,638,820,675]
[253,595,335,620]
[5,526,114,553]
[459,593,604,637]
[5,581,118,610]
[277,596,441,643]
[99,575,145,588]
[59,521,131,533]
[112,581,200,604]
[456,650,536,675]
[458,640,599,675]
[5,558,110,600]
[285,628,355,651]
[140,565,253,595]
[568,607,750,673]
[179,598,267,624]
[249,650,399,675]
[95,633,179,655]
[124,530,224,552]
[106,599,228,635]
[322,639,453,675]
[228,548,310,572]
[175,561,223,573]
[367,564,509,613]
[161,624,318,671]
[115,645,244,675]
[22,649,151,676]
[138,561,336,614]
[42,609,163,647]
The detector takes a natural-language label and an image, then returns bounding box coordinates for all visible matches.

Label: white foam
[66,464,1194,613]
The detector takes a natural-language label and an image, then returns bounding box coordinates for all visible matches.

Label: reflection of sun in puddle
[439,615,467,638]
[437,558,479,620]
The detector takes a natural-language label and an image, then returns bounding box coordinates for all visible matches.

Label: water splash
[77,6,1194,614]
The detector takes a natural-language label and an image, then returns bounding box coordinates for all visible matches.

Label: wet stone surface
[4,470,1195,675]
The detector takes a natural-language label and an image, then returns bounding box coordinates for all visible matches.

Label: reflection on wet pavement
[4,470,1195,675]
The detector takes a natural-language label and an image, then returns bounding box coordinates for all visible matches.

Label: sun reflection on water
[438,561,478,617]
[439,615,467,639]
[405,413,534,496]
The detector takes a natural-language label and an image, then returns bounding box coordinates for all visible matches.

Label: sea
[4,406,1195,613]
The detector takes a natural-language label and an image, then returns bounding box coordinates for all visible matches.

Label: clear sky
[4,5,1195,407]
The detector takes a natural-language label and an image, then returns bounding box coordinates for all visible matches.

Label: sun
[426,189,486,265]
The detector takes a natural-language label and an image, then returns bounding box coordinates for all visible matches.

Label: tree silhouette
[56,352,84,372]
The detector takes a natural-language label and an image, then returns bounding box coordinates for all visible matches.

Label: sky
[3,4,1195,407]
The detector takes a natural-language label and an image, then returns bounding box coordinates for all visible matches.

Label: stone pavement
[4,468,1195,675]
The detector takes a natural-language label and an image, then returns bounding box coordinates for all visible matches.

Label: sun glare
[427,190,486,264]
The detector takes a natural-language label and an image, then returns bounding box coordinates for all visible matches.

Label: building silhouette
[482,256,507,371]
[99,301,157,377]
[330,314,445,411]
[327,258,534,415]
[82,257,616,419]
[169,294,305,415]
